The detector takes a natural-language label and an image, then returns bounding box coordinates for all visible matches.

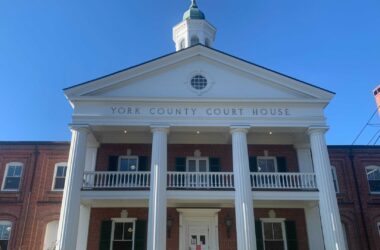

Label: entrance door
[188,226,209,250]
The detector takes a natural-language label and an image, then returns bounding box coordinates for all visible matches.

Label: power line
[352,107,379,145]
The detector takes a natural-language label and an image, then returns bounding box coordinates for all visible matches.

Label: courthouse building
[1,1,380,250]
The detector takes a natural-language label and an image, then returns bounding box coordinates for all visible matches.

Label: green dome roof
[183,0,205,20]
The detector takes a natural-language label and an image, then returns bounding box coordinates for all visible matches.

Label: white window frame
[110,218,137,250]
[2,162,23,191]
[331,166,340,193]
[365,165,380,194]
[51,163,68,191]
[0,220,12,248]
[118,156,139,172]
[260,218,287,250]
[186,157,209,172]
[257,156,278,172]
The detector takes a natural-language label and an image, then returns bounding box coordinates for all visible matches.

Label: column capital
[307,126,329,136]
[230,125,250,134]
[150,125,170,134]
[69,124,91,133]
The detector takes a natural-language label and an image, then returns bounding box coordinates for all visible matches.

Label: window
[377,222,380,236]
[118,156,139,171]
[0,221,12,250]
[331,166,340,193]
[180,39,185,50]
[261,219,286,250]
[190,36,199,46]
[341,222,350,250]
[205,38,210,47]
[52,163,67,191]
[186,157,209,187]
[111,218,136,250]
[43,220,58,250]
[257,157,277,172]
[2,163,23,191]
[366,166,380,193]
[190,75,208,90]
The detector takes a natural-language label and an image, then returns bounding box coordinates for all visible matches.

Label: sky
[0,0,379,145]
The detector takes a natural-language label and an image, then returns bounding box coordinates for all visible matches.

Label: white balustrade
[82,171,317,190]
[250,172,317,189]
[167,172,235,189]
[83,171,150,189]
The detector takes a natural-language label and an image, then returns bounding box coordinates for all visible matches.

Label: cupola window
[191,75,208,90]
[190,36,199,46]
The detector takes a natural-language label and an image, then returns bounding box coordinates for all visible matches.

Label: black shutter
[209,158,221,172]
[108,156,118,171]
[175,157,186,172]
[277,157,287,172]
[135,220,148,250]
[249,156,258,172]
[99,220,112,250]
[138,156,150,171]
[285,220,298,250]
[255,220,264,250]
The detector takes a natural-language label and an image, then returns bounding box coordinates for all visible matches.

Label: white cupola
[173,0,216,51]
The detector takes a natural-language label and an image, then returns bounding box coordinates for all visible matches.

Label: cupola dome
[183,0,205,20]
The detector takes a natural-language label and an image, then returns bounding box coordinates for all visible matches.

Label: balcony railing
[83,171,150,189]
[167,171,234,189]
[82,171,317,190]
[251,172,317,189]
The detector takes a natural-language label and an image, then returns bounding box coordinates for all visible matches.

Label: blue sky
[0,0,379,144]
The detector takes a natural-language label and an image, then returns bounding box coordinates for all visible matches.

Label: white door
[188,225,209,250]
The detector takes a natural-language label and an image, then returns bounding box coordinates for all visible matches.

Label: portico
[57,1,346,249]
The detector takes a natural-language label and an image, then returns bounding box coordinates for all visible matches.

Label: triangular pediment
[64,45,334,103]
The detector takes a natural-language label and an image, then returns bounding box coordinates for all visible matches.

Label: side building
[0,142,379,250]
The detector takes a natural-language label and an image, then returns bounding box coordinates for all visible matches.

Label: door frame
[177,209,220,250]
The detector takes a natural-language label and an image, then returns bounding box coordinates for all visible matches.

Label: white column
[231,127,256,250]
[294,144,314,172]
[76,205,91,250]
[56,125,89,250]
[308,127,346,250]
[305,205,324,250]
[147,126,169,250]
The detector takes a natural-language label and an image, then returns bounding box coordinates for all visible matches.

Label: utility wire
[352,107,379,145]
[367,128,380,145]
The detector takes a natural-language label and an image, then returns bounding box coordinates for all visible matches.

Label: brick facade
[0,142,379,250]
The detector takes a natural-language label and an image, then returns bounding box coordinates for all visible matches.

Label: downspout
[348,148,371,250]
[19,145,39,249]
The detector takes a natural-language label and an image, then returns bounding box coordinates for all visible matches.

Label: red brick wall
[0,143,69,250]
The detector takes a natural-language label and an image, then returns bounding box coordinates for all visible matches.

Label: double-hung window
[2,163,23,191]
[261,219,287,250]
[111,218,136,250]
[257,157,277,172]
[366,166,380,193]
[0,221,12,250]
[52,163,67,191]
[119,156,138,172]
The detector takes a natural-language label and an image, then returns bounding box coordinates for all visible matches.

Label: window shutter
[285,220,298,250]
[277,157,287,173]
[108,156,119,171]
[255,220,264,250]
[249,156,258,172]
[99,220,112,250]
[135,220,148,250]
[138,156,150,171]
[209,158,221,172]
[175,157,186,172]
